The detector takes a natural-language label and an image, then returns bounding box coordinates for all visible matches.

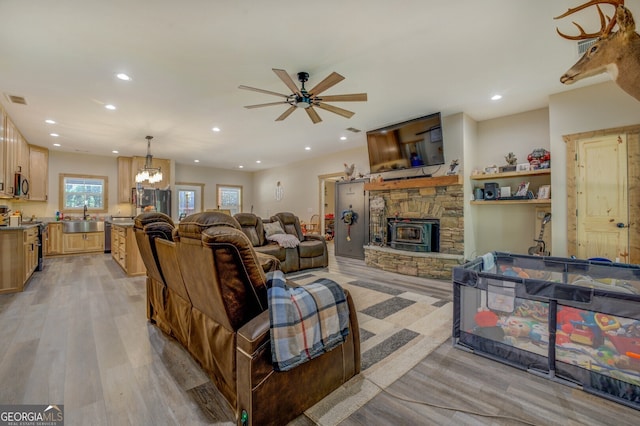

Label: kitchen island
[111,222,146,276]
[0,223,42,294]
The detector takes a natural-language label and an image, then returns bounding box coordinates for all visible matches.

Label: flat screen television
[366,112,444,173]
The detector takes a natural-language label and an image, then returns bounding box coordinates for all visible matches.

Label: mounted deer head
[555,1,640,102]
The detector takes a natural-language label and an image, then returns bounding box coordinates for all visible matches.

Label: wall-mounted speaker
[484,182,499,200]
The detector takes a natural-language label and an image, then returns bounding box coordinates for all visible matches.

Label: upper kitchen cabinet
[117,156,132,203]
[0,107,5,197]
[28,145,49,201]
[2,115,19,197]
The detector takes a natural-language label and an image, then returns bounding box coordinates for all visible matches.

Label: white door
[174,184,203,220]
[576,134,629,262]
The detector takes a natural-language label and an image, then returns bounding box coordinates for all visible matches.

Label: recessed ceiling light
[491,94,502,101]
[340,136,347,141]
[256,160,261,164]
[194,159,200,163]
[45,119,56,124]
[112,150,119,154]
[105,104,116,110]
[53,143,61,147]
[305,146,311,151]
[116,73,131,81]
[238,165,244,169]
[50,133,59,137]
[212,127,220,132]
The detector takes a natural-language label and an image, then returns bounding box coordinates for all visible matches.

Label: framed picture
[515,182,530,197]
[538,185,551,199]
[516,163,530,172]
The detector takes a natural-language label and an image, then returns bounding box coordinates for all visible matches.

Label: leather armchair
[235,213,298,273]
[274,212,328,270]
[173,212,360,426]
[134,212,175,335]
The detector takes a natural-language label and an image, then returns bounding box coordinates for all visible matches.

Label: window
[175,183,203,220]
[217,185,242,215]
[59,174,108,214]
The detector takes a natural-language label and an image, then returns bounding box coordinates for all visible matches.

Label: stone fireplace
[364,175,464,280]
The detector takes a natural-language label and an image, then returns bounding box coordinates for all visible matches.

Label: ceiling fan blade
[306,107,322,124]
[275,105,297,121]
[272,69,302,96]
[316,93,367,102]
[308,72,345,96]
[244,101,289,109]
[238,85,289,98]
[315,102,355,119]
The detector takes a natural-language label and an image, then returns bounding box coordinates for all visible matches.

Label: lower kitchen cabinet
[0,227,39,294]
[111,224,145,276]
[46,222,63,255]
[62,232,104,253]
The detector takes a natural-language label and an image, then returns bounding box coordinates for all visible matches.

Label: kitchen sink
[62,220,105,233]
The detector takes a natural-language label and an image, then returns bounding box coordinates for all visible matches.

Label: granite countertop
[0,222,43,231]
[109,221,135,227]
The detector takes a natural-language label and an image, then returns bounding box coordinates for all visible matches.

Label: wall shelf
[470,199,551,205]
[364,174,462,191]
[470,168,550,181]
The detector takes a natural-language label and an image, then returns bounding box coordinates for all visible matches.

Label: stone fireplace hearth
[364,175,464,280]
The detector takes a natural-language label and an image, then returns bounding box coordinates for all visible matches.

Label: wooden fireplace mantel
[364,174,462,191]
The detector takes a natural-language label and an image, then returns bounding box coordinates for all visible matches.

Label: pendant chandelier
[135,135,163,184]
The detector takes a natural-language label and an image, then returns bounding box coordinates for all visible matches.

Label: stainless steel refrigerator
[135,188,171,215]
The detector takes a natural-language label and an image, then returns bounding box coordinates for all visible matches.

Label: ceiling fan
[239,69,367,124]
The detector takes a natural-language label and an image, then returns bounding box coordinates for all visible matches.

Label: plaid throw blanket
[267,270,350,372]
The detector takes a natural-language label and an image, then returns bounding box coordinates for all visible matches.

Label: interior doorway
[174,182,204,220]
[318,172,343,239]
[564,125,640,263]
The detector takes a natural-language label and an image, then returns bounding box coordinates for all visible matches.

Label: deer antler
[554,0,625,40]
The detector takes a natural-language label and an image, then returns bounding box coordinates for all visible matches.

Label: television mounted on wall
[366,112,444,173]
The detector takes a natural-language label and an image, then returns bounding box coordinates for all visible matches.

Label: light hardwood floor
[0,245,637,425]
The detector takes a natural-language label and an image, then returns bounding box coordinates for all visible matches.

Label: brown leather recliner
[174,212,360,426]
[235,213,299,273]
[274,212,328,270]
[134,212,175,335]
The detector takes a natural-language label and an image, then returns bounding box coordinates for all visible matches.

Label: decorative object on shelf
[555,1,640,102]
[500,186,512,198]
[484,182,499,200]
[473,187,484,200]
[537,185,551,200]
[516,162,531,172]
[446,159,460,175]
[484,165,498,174]
[500,152,518,173]
[275,181,284,201]
[527,148,550,169]
[135,135,163,184]
[343,163,355,181]
[515,182,530,197]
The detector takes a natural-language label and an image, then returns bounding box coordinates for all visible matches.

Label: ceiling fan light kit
[239,68,367,124]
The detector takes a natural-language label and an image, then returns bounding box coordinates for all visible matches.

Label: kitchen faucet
[83,204,89,220]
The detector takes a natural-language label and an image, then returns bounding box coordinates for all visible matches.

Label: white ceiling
[0,0,619,171]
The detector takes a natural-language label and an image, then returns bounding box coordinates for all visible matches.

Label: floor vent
[577,38,597,56]
[5,94,27,105]
[346,127,361,133]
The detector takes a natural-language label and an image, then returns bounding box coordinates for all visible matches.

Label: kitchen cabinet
[0,107,4,196]
[3,115,18,197]
[470,168,551,205]
[117,156,133,203]
[62,232,104,253]
[46,222,63,255]
[111,224,145,276]
[28,145,48,201]
[0,227,38,294]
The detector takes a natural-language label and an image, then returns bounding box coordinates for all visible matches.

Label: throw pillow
[263,221,285,238]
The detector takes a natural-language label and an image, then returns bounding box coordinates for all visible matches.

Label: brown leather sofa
[136,212,360,425]
[273,211,328,270]
[234,213,299,273]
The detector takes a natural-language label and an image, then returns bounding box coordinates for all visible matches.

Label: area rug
[287,270,453,425]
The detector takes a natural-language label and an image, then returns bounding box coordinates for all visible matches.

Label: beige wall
[549,81,640,257]
[251,146,368,221]
[470,108,551,256]
[174,162,254,212]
